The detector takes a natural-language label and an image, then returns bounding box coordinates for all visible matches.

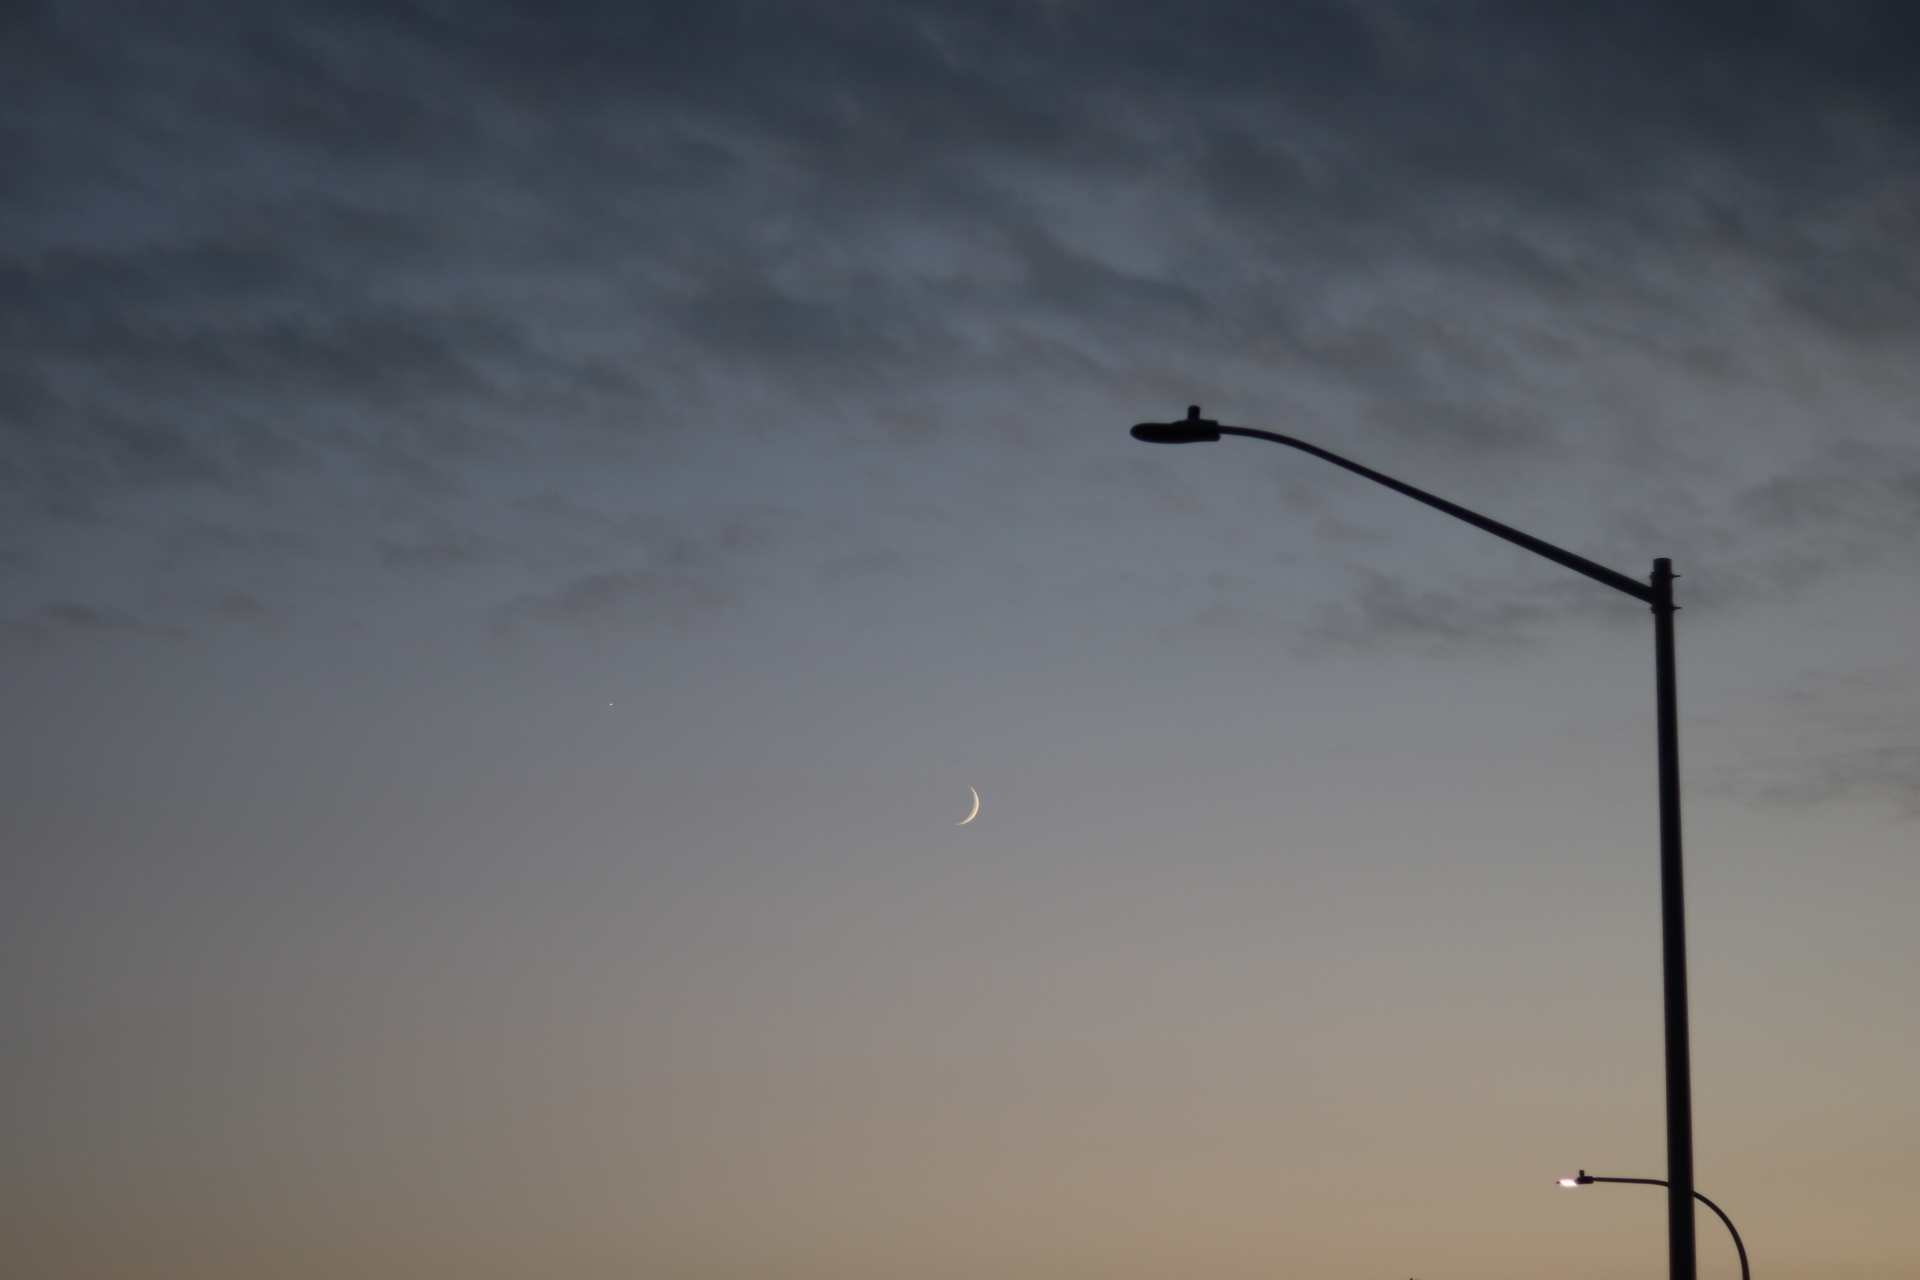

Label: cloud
[1705,666,1920,814]
[1736,442,1920,545]
[6,0,1920,635]
[0,599,186,649]
[495,563,728,630]
[489,504,826,631]
[1751,743,1920,812]
[1291,569,1636,656]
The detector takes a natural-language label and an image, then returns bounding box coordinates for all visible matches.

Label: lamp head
[1558,1171,1595,1187]
[1131,405,1221,444]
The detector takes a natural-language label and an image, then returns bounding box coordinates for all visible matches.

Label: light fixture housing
[1130,405,1221,444]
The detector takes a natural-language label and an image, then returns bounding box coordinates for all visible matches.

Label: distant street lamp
[1561,1171,1749,1280]
[1131,406,1701,1280]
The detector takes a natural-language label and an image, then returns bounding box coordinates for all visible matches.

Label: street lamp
[1132,406,1699,1280]
[1560,1172,1749,1280]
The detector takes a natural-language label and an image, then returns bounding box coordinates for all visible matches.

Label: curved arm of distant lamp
[1559,1172,1749,1280]
[1130,406,1655,604]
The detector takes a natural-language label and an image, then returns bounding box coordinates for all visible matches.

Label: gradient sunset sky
[4,3,1919,1278]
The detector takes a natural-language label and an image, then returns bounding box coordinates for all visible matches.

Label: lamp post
[1131,406,1697,1280]
[1560,1172,1748,1280]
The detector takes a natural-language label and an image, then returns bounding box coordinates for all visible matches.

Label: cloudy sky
[4,2,1918,1277]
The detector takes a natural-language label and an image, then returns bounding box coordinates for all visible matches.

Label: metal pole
[1652,558,1696,1280]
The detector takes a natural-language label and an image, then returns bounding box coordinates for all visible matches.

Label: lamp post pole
[1131,407,1696,1280]
[1652,563,1696,1280]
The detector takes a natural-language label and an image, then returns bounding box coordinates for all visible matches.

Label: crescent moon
[958,787,980,825]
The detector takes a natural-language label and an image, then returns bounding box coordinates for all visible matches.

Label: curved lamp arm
[1561,1173,1749,1280]
[1131,406,1656,604]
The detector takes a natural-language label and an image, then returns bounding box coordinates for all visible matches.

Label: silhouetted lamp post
[1131,406,1699,1280]
[1561,1172,1748,1280]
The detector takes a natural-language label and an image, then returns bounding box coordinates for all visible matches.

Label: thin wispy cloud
[4,0,1917,637]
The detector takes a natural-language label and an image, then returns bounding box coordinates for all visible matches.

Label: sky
[3,2,1919,1277]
